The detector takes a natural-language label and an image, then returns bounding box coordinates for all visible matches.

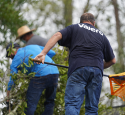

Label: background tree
[0,0,30,73]
[1,0,125,115]
[0,0,29,44]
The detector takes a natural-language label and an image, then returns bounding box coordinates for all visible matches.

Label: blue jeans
[65,67,102,115]
[25,74,59,115]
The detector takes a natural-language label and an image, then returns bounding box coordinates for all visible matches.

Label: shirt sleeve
[103,36,115,62]
[58,25,73,48]
[7,65,18,91]
[7,55,22,91]
[7,76,14,91]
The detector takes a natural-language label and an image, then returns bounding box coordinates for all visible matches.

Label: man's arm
[39,46,56,58]
[104,58,116,69]
[35,32,62,64]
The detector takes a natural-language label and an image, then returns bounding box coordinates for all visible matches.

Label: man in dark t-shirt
[35,13,116,115]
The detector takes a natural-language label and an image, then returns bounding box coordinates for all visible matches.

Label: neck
[26,34,34,41]
[83,21,95,26]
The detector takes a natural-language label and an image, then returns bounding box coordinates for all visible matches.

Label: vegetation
[0,0,125,115]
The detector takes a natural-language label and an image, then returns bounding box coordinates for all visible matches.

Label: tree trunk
[112,0,125,72]
[63,0,73,27]
[83,0,90,13]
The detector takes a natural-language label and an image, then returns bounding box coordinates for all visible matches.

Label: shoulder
[24,45,42,51]
[16,47,24,54]
[59,24,77,33]
[102,34,109,42]
[13,48,25,60]
[31,35,45,39]
[67,24,78,29]
[26,35,48,46]
[64,24,78,29]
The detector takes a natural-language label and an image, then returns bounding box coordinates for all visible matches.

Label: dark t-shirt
[26,35,48,46]
[58,23,115,77]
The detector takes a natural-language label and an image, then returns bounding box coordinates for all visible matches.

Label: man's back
[10,45,59,77]
[26,35,48,46]
[58,23,114,76]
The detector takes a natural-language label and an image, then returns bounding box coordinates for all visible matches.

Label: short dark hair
[6,43,20,58]
[80,13,95,24]
[20,31,33,39]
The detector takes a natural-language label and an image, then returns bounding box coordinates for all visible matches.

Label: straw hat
[16,25,36,40]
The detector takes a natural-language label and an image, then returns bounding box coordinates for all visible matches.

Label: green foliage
[24,0,65,34]
[0,46,68,115]
[7,44,16,58]
[98,103,112,115]
[0,53,35,114]
[0,47,123,114]
[52,47,68,115]
[1,0,125,114]
[105,93,116,100]
[0,0,28,44]
[0,59,8,91]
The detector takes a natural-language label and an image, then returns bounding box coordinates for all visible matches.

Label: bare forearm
[34,32,62,64]
[42,32,62,55]
[104,58,116,69]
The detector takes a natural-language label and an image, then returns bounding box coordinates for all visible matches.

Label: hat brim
[16,28,36,40]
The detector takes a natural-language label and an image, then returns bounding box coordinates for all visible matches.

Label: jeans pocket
[69,69,84,83]
[93,68,102,86]
[52,76,58,86]
[33,77,46,89]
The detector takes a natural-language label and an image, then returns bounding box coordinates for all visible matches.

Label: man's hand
[104,58,116,69]
[34,52,46,64]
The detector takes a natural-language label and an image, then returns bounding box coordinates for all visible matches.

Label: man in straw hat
[16,25,48,46]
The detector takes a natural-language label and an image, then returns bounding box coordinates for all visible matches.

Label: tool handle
[32,59,69,68]
[32,59,109,76]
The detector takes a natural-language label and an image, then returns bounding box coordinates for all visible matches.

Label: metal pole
[32,59,69,68]
[32,59,109,76]
[103,74,109,77]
